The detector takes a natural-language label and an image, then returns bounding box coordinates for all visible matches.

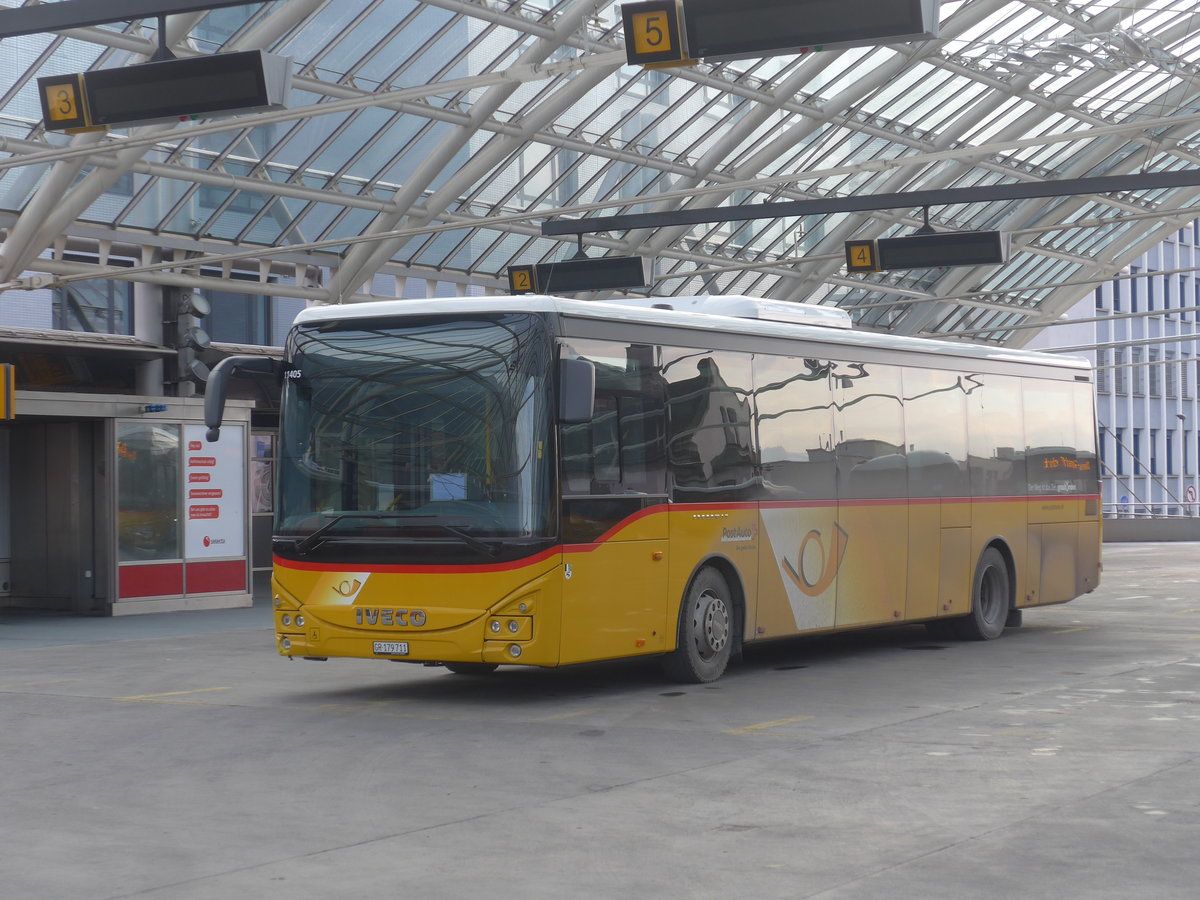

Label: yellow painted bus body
[272,495,1100,666]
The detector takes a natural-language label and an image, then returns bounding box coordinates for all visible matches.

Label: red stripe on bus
[760,494,1100,509]
[574,502,670,545]
[274,546,562,575]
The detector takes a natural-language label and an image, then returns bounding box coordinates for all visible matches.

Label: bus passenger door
[834,362,908,628]
[904,369,972,622]
[557,340,671,665]
[753,354,839,638]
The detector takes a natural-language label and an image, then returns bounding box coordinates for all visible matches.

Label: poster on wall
[183,423,245,559]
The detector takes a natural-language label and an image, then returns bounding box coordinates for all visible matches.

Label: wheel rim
[978,565,1005,624]
[692,589,730,661]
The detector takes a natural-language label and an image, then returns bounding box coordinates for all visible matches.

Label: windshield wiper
[292,513,500,557]
[430,523,500,557]
[294,512,412,555]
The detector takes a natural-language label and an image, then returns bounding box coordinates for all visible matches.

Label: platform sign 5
[845,239,881,273]
[621,1,689,67]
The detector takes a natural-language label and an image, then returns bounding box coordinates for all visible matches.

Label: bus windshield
[276,314,554,556]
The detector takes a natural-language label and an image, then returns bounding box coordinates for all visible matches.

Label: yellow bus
[206,295,1101,682]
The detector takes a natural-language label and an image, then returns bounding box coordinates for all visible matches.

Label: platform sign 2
[507,264,538,294]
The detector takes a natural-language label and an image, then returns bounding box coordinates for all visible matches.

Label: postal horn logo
[332,579,363,597]
[782,523,849,597]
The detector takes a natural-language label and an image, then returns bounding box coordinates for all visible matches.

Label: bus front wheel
[662,567,733,683]
[954,547,1011,641]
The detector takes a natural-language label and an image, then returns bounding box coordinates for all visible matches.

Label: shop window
[117,422,181,561]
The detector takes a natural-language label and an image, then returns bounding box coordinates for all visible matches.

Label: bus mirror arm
[205,355,279,442]
[558,358,595,424]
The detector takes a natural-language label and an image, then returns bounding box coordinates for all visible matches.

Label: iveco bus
[205,295,1100,682]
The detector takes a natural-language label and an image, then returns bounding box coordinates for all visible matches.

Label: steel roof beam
[542,169,1200,237]
[0,0,254,38]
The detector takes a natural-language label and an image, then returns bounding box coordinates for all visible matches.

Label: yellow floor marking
[0,679,76,690]
[724,715,813,735]
[115,687,232,702]
[1051,626,1097,634]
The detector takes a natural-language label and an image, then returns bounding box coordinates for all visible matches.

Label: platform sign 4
[621,1,690,67]
[845,239,881,273]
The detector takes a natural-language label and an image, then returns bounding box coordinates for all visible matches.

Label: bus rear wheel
[662,567,733,683]
[953,547,1010,641]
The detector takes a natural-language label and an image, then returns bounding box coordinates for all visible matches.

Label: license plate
[373,641,409,656]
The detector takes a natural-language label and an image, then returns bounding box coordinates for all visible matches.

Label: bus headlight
[281,614,291,627]
[489,616,532,641]
[509,644,522,658]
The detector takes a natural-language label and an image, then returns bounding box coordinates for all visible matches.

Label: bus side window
[663,348,754,500]
[968,374,1025,498]
[592,396,621,487]
[754,355,836,500]
[559,341,667,497]
[904,367,969,498]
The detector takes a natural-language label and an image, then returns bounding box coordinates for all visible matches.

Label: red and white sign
[183,424,245,559]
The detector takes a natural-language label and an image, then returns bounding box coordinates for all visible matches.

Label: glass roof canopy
[3,0,1200,347]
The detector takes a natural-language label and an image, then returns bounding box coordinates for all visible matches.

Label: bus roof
[292,295,1092,372]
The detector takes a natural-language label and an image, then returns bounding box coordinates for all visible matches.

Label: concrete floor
[2,545,1198,899]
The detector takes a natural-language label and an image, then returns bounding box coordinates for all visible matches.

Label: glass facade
[1,1,1199,343]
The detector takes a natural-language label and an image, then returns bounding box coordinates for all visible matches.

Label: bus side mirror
[205,355,279,441]
[558,358,595,424]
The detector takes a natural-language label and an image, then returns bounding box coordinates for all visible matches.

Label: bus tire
[443,662,499,675]
[953,547,1010,641]
[662,567,733,683]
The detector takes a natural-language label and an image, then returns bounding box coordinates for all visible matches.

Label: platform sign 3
[621,1,690,67]
[845,239,881,273]
[507,264,539,294]
[0,363,15,420]
[37,74,92,132]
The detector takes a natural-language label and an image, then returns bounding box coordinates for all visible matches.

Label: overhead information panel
[877,231,1007,269]
[81,51,291,128]
[508,257,653,293]
[681,0,939,62]
[846,231,1007,271]
[621,1,690,67]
